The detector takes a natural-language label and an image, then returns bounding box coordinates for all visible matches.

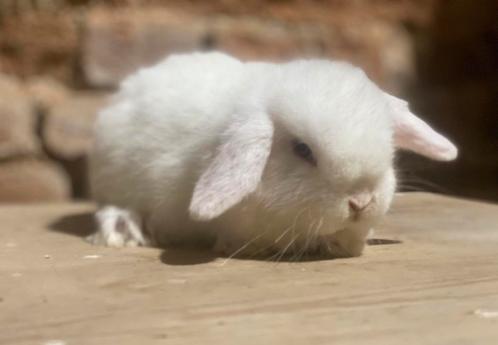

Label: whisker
[274,224,293,244]
[397,184,431,193]
[272,205,310,261]
[274,235,298,263]
[295,207,322,262]
[313,214,325,248]
[297,219,314,261]
[397,174,450,193]
[217,231,266,266]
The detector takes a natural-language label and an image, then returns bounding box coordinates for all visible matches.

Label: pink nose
[348,192,374,214]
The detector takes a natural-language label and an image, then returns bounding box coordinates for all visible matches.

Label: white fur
[87,206,148,247]
[90,52,457,258]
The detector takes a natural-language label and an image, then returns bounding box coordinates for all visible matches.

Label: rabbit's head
[189,60,457,255]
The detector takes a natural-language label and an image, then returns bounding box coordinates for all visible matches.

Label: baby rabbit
[89,52,457,258]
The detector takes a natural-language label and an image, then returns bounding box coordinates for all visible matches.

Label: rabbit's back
[90,52,245,215]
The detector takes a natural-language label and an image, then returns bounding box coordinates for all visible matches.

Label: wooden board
[1,193,497,345]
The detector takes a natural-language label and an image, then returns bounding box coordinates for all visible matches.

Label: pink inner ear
[386,93,458,161]
[189,115,273,221]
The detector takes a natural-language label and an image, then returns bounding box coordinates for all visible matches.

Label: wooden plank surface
[1,193,497,345]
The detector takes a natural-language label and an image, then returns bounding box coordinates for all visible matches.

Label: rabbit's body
[91,53,246,246]
[90,52,457,258]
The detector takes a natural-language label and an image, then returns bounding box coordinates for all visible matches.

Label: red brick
[82,7,206,87]
[0,158,70,202]
[0,75,40,159]
[43,92,108,159]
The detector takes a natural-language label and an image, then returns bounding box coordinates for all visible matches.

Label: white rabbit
[88,52,457,258]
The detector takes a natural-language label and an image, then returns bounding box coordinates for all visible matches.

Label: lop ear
[385,93,458,161]
[189,114,273,221]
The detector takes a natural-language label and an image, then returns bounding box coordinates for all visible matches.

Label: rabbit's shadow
[48,212,217,265]
[49,212,401,266]
[49,211,96,238]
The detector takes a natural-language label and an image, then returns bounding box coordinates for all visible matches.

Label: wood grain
[1,193,497,345]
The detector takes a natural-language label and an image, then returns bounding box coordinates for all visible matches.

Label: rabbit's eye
[292,140,316,166]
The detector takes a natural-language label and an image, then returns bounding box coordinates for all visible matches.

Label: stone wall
[0,0,496,202]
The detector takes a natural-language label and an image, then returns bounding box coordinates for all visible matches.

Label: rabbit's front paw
[320,227,370,258]
[87,206,149,247]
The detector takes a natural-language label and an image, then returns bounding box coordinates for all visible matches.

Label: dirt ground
[1,192,498,345]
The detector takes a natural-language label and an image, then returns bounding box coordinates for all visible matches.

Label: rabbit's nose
[348,192,374,217]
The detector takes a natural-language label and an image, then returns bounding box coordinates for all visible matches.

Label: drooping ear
[385,93,458,161]
[189,114,274,221]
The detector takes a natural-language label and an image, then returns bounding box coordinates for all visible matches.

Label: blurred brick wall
[0,0,496,202]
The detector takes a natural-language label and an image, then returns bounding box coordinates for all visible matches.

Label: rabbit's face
[257,64,396,235]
